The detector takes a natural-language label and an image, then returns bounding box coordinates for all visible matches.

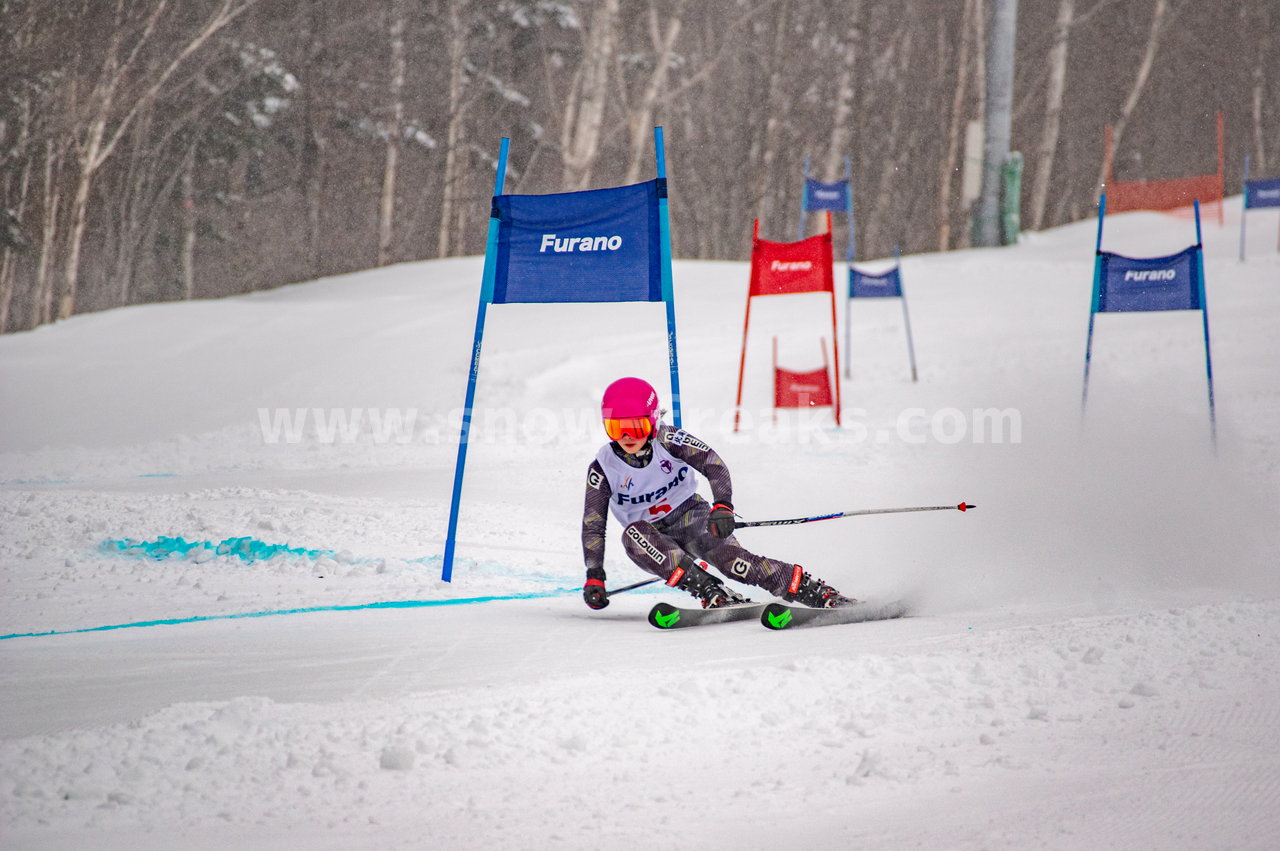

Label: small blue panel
[1245,177,1280,209]
[849,265,903,298]
[804,178,850,213]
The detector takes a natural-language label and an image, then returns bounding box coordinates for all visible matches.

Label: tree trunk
[622,1,684,185]
[938,0,978,250]
[114,110,153,306]
[62,111,110,320]
[866,24,916,256]
[437,0,468,258]
[1249,0,1271,174]
[755,8,792,226]
[378,0,406,266]
[561,0,619,190]
[299,0,326,277]
[1029,0,1074,231]
[823,2,863,181]
[1097,0,1174,194]
[0,101,32,334]
[181,143,197,299]
[36,140,62,328]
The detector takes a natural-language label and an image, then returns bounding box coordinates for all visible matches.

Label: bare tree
[1096,0,1180,195]
[753,5,797,227]
[58,0,257,320]
[297,0,327,278]
[1249,0,1271,174]
[377,0,406,266]
[6,0,1277,333]
[620,0,685,185]
[0,94,34,332]
[938,0,979,249]
[34,139,66,327]
[437,0,470,257]
[1027,0,1074,231]
[823,1,863,182]
[560,0,619,190]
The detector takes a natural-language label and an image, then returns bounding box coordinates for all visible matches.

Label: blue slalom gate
[846,246,918,382]
[1239,155,1280,261]
[1082,196,1216,446]
[798,156,857,262]
[441,129,683,582]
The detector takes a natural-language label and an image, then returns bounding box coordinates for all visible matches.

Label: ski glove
[583,577,609,610]
[708,503,736,538]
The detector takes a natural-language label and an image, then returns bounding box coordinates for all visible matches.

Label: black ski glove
[583,577,608,610]
[708,503,736,538]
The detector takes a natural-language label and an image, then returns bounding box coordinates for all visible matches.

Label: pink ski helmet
[601,377,659,441]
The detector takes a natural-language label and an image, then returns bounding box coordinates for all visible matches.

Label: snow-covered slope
[2,200,1278,848]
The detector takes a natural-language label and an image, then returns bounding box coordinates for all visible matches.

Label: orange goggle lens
[604,416,653,441]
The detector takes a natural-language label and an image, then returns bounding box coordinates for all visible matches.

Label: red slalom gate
[734,214,842,431]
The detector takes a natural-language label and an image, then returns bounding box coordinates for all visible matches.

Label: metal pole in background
[975,0,1018,247]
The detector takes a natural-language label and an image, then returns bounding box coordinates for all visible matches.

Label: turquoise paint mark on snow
[101,536,336,563]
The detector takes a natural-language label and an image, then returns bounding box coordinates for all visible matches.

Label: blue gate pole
[441,137,509,582]
[844,157,856,263]
[1194,200,1217,449]
[844,268,852,380]
[1082,194,1107,418]
[655,127,683,429]
[797,157,811,242]
[1240,155,1250,262]
[896,246,919,382]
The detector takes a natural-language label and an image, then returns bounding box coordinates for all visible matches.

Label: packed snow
[2,200,1279,849]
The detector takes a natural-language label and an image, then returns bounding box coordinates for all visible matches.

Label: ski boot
[668,556,750,609]
[783,566,857,608]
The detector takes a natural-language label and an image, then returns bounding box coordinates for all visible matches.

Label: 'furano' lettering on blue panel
[1097,247,1201,313]
[492,180,662,304]
[804,178,850,213]
[1246,177,1280,209]
[849,266,902,298]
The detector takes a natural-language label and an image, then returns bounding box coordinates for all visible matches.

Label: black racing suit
[581,425,798,597]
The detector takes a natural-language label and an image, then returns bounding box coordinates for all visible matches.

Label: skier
[581,376,855,611]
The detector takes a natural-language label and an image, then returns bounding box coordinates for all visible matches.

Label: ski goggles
[603,416,653,442]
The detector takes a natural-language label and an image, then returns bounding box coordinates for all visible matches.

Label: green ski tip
[653,609,680,628]
[766,608,793,629]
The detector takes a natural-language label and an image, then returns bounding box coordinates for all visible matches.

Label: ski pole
[606,577,662,597]
[735,502,975,529]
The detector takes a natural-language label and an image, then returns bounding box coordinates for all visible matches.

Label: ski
[647,601,767,630]
[760,599,909,630]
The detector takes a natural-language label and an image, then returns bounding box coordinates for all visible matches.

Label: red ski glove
[583,577,609,610]
[708,503,736,538]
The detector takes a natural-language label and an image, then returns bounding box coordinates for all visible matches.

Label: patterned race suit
[582,424,798,597]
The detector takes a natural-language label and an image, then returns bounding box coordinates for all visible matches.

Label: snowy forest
[1,0,1276,334]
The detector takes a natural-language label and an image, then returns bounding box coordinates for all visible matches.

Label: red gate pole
[824,213,843,426]
[733,220,761,433]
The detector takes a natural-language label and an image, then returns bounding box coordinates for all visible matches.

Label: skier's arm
[581,460,613,610]
[659,426,734,506]
[582,460,612,580]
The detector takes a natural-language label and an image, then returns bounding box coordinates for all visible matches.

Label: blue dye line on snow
[0,535,586,641]
[0,588,579,641]
[2,473,177,486]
